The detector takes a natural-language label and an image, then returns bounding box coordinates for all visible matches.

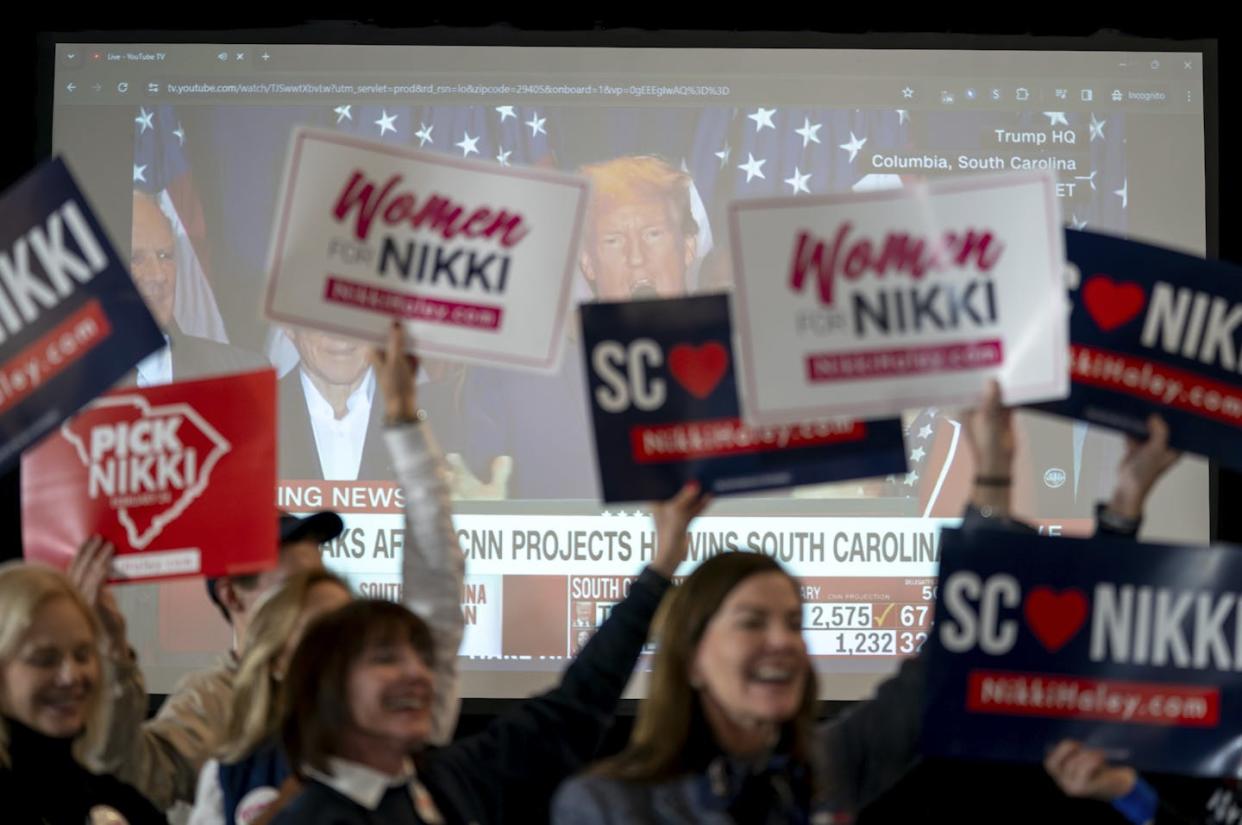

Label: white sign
[264,128,589,372]
[728,172,1068,423]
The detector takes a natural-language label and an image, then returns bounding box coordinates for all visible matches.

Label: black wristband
[384,408,427,428]
[974,475,1012,487]
[1095,502,1141,537]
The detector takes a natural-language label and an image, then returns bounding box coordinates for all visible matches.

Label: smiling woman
[0,562,167,824]
[551,550,927,824]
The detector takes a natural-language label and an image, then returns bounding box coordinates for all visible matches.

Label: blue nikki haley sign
[579,293,907,503]
[0,158,164,473]
[1040,229,1242,469]
[923,527,1242,777]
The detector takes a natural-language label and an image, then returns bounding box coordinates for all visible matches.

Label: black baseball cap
[279,510,344,545]
[206,511,345,620]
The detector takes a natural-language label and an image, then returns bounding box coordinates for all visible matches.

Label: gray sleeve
[386,421,466,746]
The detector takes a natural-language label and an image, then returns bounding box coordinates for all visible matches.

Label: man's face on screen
[290,328,372,388]
[130,193,178,328]
[581,198,695,300]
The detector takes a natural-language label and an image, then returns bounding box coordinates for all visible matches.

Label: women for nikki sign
[264,127,589,372]
[729,172,1069,423]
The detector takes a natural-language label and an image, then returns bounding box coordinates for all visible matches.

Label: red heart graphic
[1082,275,1147,332]
[1024,587,1089,653]
[668,342,729,400]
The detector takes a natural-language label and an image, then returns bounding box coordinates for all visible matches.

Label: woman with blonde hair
[189,568,352,825]
[0,559,166,824]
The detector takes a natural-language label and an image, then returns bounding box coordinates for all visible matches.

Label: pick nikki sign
[264,127,588,373]
[1040,229,1242,470]
[21,370,278,583]
[728,171,1069,424]
[580,294,907,503]
[922,527,1242,777]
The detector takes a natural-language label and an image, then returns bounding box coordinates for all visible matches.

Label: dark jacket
[0,716,168,825]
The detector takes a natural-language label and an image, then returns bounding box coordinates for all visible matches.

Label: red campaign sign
[21,369,278,582]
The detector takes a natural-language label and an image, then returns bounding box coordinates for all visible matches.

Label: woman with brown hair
[268,482,711,825]
[551,546,906,823]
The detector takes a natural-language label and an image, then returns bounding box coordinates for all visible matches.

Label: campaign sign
[923,527,1242,777]
[1039,229,1242,469]
[0,158,164,472]
[729,172,1068,424]
[580,293,907,502]
[22,369,278,582]
[264,127,588,372]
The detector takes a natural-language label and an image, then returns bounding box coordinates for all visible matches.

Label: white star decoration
[135,107,154,134]
[784,167,811,195]
[794,117,822,148]
[172,123,185,146]
[456,133,480,158]
[839,131,867,163]
[526,113,547,137]
[415,123,434,147]
[748,107,776,131]
[495,105,516,122]
[714,144,731,168]
[918,424,933,440]
[132,164,147,183]
[375,110,398,136]
[1075,170,1097,191]
[910,446,926,462]
[334,105,352,124]
[897,109,909,125]
[1114,179,1128,209]
[496,148,512,166]
[738,153,766,182]
[1043,111,1069,126]
[1089,114,1106,141]
[904,471,920,487]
